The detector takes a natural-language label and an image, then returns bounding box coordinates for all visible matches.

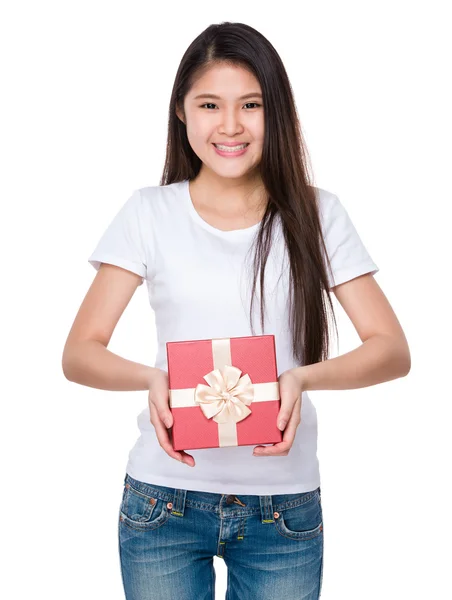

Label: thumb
[154,401,172,428]
[149,372,173,428]
[155,398,173,428]
[277,392,300,431]
[163,414,173,429]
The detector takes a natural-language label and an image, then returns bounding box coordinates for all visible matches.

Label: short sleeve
[320,191,379,290]
[87,189,148,286]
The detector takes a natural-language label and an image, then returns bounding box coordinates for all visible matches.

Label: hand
[148,368,195,467]
[253,368,304,457]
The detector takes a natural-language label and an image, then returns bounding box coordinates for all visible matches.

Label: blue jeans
[118,473,324,599]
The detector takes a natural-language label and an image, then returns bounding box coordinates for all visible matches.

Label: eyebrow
[193,92,263,100]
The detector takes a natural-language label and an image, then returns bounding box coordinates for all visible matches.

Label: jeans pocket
[119,483,171,532]
[274,489,323,541]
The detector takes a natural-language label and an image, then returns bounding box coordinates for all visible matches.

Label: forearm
[295,334,411,392]
[62,340,156,391]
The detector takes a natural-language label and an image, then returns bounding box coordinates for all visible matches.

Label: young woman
[63,21,410,600]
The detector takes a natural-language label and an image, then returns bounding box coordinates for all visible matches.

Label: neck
[190,169,267,214]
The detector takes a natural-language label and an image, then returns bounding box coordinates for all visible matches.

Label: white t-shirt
[88,179,379,495]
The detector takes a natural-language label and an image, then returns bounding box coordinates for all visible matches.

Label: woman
[62,21,411,600]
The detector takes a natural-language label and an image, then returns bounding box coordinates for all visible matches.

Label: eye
[199,102,262,110]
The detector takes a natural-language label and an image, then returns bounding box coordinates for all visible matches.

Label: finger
[149,379,174,429]
[150,401,195,466]
[277,390,301,431]
[147,375,195,465]
[151,402,195,466]
[254,398,301,456]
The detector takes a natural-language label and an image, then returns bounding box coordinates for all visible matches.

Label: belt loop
[171,488,187,517]
[259,495,275,523]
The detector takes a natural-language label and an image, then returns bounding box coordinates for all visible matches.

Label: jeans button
[226,495,235,504]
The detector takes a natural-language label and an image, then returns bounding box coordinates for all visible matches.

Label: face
[177,63,265,181]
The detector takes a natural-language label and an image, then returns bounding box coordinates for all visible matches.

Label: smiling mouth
[213,143,250,152]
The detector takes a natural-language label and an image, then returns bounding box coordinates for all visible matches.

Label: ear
[175,104,185,125]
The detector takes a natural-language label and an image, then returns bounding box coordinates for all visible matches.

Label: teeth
[214,143,248,152]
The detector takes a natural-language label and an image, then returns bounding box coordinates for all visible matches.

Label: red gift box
[166,334,282,451]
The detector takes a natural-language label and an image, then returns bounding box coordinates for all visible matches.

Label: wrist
[291,365,309,392]
[143,366,159,390]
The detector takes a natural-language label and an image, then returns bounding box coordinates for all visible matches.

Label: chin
[213,168,254,180]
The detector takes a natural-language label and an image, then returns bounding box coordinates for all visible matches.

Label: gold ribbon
[169,337,280,447]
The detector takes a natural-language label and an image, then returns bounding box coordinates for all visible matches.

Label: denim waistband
[123,473,321,521]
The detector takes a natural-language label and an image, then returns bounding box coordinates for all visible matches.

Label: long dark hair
[159,21,338,366]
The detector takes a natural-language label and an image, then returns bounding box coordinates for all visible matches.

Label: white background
[2,1,451,598]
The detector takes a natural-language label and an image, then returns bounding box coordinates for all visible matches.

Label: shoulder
[311,185,341,221]
[130,181,189,239]
[311,186,357,240]
[138,181,185,207]
[121,180,184,216]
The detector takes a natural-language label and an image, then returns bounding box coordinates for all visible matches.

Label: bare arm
[294,273,411,391]
[62,263,157,390]
[62,262,195,466]
[63,340,155,391]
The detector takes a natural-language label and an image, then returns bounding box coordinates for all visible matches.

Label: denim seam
[274,519,323,541]
[125,490,318,514]
[124,476,319,514]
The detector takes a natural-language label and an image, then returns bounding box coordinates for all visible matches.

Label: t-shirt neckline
[181,179,262,237]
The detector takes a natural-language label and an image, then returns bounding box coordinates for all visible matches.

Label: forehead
[188,63,261,98]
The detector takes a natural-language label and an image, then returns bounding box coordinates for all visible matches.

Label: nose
[218,108,244,136]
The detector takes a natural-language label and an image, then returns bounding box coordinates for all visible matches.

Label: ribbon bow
[194,364,254,424]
